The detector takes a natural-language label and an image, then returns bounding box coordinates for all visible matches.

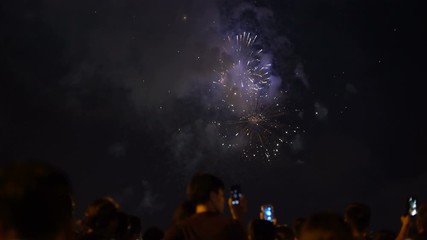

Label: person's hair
[292,218,306,239]
[0,161,73,240]
[344,203,371,233]
[276,224,295,240]
[417,204,427,233]
[248,219,276,240]
[172,200,196,224]
[300,212,352,240]
[186,172,224,205]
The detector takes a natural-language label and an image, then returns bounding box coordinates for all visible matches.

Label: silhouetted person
[345,203,371,240]
[248,219,276,240]
[164,172,247,240]
[300,212,353,240]
[0,161,74,240]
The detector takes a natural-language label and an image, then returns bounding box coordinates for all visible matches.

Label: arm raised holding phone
[228,184,247,224]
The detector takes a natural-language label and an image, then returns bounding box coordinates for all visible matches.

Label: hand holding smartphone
[260,204,274,222]
[230,185,241,205]
[407,196,417,216]
[229,185,247,222]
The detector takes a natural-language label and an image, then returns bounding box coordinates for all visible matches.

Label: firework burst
[214,32,271,101]
[213,92,299,161]
[211,33,300,161]
[211,32,272,121]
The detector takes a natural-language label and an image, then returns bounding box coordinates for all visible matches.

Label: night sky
[1,0,426,232]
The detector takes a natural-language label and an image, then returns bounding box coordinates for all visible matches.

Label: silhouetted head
[84,197,120,219]
[0,161,73,240]
[187,173,225,204]
[300,212,352,240]
[186,172,225,212]
[82,196,121,238]
[248,219,276,240]
[83,196,119,229]
[344,203,371,238]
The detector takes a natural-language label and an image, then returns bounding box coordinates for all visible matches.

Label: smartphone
[230,185,241,205]
[261,204,274,222]
[408,197,417,216]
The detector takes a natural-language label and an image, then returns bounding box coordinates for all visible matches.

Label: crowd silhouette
[0,161,425,240]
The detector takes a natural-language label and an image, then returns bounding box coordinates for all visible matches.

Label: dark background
[1,0,426,232]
